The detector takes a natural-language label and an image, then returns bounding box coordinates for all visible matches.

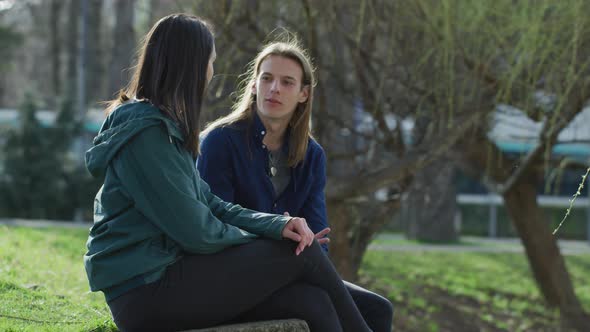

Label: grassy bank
[1,225,589,331]
[0,226,116,331]
[361,249,590,331]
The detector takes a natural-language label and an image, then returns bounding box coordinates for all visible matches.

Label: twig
[553,167,590,235]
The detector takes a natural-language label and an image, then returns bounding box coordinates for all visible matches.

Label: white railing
[457,191,590,243]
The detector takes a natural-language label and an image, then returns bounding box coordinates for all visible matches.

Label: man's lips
[265,98,282,105]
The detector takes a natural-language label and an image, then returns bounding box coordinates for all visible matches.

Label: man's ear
[298,85,309,103]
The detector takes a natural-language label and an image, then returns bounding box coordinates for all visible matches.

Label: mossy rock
[181,319,309,332]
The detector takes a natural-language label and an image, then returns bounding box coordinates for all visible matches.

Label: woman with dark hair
[84,14,371,332]
[198,40,393,332]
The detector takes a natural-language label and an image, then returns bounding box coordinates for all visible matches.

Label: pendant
[271,166,277,177]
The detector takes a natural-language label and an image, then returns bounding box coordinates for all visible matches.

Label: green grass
[2,225,590,331]
[0,225,116,332]
[361,249,590,331]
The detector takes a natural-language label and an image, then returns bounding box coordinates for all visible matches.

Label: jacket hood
[85,101,184,178]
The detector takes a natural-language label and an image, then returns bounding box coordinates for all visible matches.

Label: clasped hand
[281,212,331,255]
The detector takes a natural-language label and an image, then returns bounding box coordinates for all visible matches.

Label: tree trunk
[85,0,104,105]
[328,198,401,282]
[108,0,136,97]
[406,158,458,242]
[327,201,356,280]
[49,0,62,107]
[459,133,590,330]
[146,0,159,30]
[65,0,79,99]
[503,177,590,331]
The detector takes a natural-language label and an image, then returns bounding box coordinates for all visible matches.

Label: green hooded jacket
[84,101,291,301]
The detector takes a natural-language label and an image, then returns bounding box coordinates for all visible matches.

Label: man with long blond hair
[198,39,393,332]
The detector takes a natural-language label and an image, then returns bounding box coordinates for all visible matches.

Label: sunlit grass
[2,225,589,331]
[362,249,590,331]
[0,225,116,332]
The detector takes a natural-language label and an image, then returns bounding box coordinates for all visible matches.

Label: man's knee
[348,284,393,318]
[378,294,394,317]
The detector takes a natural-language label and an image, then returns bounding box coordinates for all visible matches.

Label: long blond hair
[202,39,316,167]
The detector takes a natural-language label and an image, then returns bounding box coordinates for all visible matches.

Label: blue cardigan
[197,113,329,250]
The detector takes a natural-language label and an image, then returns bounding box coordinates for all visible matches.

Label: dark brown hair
[106,13,214,156]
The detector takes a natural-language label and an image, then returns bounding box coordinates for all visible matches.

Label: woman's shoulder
[107,100,158,122]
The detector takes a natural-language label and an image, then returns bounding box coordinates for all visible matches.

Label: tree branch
[327,111,482,201]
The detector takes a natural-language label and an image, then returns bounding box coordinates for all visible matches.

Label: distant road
[370,234,590,255]
[0,218,91,229]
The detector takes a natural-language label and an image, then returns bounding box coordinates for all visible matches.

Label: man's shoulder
[201,123,250,152]
[298,137,326,171]
[307,137,326,158]
[202,125,236,142]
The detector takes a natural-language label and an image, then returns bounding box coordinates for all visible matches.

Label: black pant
[345,281,393,332]
[107,239,372,332]
[232,280,393,332]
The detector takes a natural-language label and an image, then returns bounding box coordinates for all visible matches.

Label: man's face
[253,55,309,122]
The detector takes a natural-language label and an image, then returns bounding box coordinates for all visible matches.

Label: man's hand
[314,227,331,245]
[281,216,314,255]
[283,212,330,246]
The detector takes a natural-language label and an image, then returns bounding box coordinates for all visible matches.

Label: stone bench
[181,319,309,332]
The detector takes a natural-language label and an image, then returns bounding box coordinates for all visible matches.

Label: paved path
[369,234,590,254]
[2,218,589,254]
[0,218,91,229]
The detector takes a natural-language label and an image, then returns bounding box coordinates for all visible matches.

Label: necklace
[269,150,280,177]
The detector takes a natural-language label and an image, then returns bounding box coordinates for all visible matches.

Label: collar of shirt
[250,111,298,192]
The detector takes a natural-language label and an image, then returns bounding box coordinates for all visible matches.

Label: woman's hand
[284,212,330,245]
[281,217,314,255]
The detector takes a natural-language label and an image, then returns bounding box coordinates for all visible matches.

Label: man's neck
[259,115,289,151]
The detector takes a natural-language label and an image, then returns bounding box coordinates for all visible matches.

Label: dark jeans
[107,239,371,332]
[345,280,393,332]
[233,280,393,332]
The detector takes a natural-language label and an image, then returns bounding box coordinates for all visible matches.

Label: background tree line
[0,0,589,329]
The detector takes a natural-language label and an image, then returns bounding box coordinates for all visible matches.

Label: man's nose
[270,79,280,93]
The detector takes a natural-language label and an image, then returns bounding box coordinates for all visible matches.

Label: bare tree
[65,0,79,100]
[107,0,136,98]
[377,1,590,328]
[49,0,63,107]
[187,0,590,328]
[85,0,104,105]
[405,157,458,242]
